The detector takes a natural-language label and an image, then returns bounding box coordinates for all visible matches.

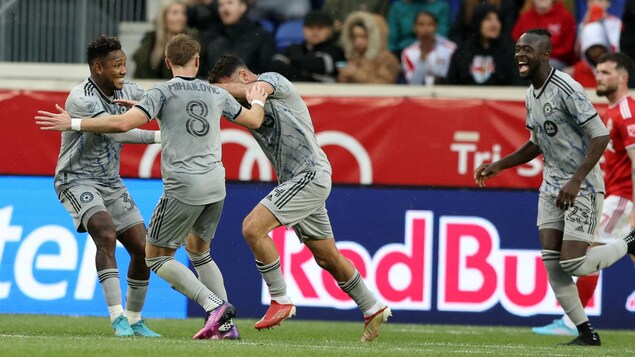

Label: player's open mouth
[518,62,529,75]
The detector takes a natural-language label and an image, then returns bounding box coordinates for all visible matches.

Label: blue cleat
[130,319,161,337]
[532,318,577,336]
[112,314,134,337]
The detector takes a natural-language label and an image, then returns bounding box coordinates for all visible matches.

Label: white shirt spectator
[401,35,456,85]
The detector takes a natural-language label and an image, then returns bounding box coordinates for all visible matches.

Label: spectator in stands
[620,0,635,67]
[133,0,198,79]
[337,11,400,84]
[575,0,621,55]
[388,0,451,57]
[248,0,311,24]
[402,11,456,85]
[446,4,522,85]
[512,0,576,69]
[322,0,391,36]
[200,0,276,77]
[185,0,221,34]
[450,0,520,47]
[269,10,345,82]
[570,21,612,87]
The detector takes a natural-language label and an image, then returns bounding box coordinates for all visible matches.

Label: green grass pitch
[0,314,634,356]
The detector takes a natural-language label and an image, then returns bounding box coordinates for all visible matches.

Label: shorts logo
[543,121,558,137]
[543,102,553,116]
[80,192,94,203]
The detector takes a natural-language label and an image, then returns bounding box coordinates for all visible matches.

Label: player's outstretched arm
[474,140,541,187]
[232,84,269,129]
[36,104,148,133]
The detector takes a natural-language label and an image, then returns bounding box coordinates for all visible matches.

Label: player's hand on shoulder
[245,84,268,106]
[113,99,139,108]
[35,104,72,132]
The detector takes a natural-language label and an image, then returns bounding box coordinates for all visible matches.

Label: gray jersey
[254,72,331,182]
[54,78,146,190]
[525,68,608,196]
[135,76,243,205]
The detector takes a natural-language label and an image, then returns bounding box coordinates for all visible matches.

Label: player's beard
[596,83,616,97]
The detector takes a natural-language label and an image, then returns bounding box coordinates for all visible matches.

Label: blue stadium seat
[275,19,305,52]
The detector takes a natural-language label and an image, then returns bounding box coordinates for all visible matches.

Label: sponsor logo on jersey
[544,121,558,137]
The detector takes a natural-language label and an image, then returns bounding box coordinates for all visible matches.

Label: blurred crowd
[131,0,635,87]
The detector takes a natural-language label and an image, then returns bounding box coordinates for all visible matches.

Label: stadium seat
[275,19,305,52]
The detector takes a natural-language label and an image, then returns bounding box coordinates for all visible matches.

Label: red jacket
[512,2,576,65]
[571,60,597,88]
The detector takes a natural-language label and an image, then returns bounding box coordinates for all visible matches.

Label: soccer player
[208,55,391,342]
[35,34,268,339]
[49,35,160,337]
[532,52,635,337]
[475,29,635,346]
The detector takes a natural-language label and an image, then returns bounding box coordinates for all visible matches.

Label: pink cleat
[211,324,241,340]
[193,302,236,339]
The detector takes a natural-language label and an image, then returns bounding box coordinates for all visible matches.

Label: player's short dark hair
[597,52,634,74]
[86,35,121,65]
[165,34,200,66]
[208,54,247,83]
[524,28,552,52]
[414,10,437,25]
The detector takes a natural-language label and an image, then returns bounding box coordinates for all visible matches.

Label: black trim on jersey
[91,111,106,118]
[231,106,243,121]
[552,73,576,94]
[175,75,196,81]
[134,104,153,120]
[83,81,94,97]
[87,77,118,104]
[551,76,574,96]
[534,67,555,99]
[276,172,316,209]
[256,79,276,96]
[525,125,533,130]
[579,113,599,126]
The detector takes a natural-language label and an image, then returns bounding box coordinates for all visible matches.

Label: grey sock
[146,256,223,312]
[561,240,627,276]
[98,268,122,307]
[125,278,149,314]
[542,250,588,325]
[338,269,378,313]
[256,258,287,298]
[187,249,228,300]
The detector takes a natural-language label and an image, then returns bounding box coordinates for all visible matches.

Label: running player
[533,52,635,336]
[475,29,635,346]
[52,35,160,337]
[35,34,268,339]
[208,54,391,343]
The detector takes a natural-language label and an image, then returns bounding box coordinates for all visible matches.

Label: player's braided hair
[208,55,247,83]
[86,35,121,65]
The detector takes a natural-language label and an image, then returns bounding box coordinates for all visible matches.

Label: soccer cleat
[254,301,296,330]
[193,302,237,339]
[211,324,241,340]
[559,332,601,346]
[360,306,392,342]
[531,318,577,336]
[112,314,134,337]
[130,319,161,337]
[623,229,635,255]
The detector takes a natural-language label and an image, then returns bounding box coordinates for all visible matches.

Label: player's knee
[313,251,339,271]
[242,216,260,242]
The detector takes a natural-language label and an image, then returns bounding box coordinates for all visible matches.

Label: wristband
[251,99,265,108]
[154,131,161,144]
[71,118,82,131]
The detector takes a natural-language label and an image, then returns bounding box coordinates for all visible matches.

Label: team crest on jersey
[543,103,553,116]
[543,120,558,137]
[627,124,635,137]
[80,192,94,203]
[262,113,275,127]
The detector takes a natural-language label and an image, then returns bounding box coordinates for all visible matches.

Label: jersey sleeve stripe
[257,79,277,96]
[552,74,576,94]
[232,105,243,120]
[551,77,573,96]
[134,105,152,120]
[579,113,598,126]
[91,111,106,118]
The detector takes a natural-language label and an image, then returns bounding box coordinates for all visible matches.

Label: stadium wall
[1,66,635,329]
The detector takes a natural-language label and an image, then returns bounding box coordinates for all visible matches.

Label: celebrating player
[209,54,391,342]
[36,34,268,339]
[475,29,635,346]
[47,35,160,337]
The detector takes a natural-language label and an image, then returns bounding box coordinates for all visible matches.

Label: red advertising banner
[0,89,609,189]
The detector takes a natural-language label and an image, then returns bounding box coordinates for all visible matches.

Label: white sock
[108,304,125,323]
[364,300,385,317]
[271,295,292,304]
[126,310,141,325]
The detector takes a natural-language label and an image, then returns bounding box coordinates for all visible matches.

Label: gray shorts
[260,171,334,242]
[537,192,603,243]
[57,183,144,234]
[146,195,224,249]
